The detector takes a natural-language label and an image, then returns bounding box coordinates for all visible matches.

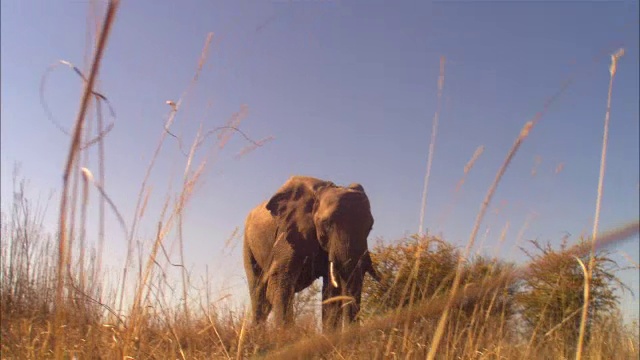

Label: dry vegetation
[1,1,638,359]
[2,181,638,359]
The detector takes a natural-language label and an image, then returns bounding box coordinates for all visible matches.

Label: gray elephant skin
[243,175,380,331]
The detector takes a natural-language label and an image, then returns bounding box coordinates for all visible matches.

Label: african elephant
[243,176,380,331]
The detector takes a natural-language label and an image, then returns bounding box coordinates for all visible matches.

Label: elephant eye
[322,219,333,231]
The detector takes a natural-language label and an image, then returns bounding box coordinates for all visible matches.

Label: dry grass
[576,47,625,360]
[418,55,446,235]
[2,173,637,359]
[1,2,638,359]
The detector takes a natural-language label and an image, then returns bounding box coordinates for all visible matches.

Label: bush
[362,235,459,317]
[363,235,515,317]
[514,237,629,356]
[359,235,518,357]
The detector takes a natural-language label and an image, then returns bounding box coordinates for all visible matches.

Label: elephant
[243,175,380,331]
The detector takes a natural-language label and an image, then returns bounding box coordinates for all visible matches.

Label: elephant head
[265,176,380,329]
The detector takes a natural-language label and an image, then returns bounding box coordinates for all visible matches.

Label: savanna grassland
[1,1,638,359]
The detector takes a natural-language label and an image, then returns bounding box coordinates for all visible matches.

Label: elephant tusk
[329,262,339,288]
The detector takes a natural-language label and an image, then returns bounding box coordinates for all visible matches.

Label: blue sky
[2,1,638,318]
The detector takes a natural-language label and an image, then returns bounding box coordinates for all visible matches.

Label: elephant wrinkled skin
[243,176,380,331]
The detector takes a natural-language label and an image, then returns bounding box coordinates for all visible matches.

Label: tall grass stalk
[117,32,215,314]
[426,120,535,360]
[88,0,108,299]
[437,145,485,229]
[418,56,446,235]
[91,94,107,298]
[53,1,119,358]
[575,47,625,360]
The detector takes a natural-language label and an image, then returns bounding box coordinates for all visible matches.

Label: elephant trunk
[362,251,381,282]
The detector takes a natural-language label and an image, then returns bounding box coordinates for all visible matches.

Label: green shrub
[514,237,629,356]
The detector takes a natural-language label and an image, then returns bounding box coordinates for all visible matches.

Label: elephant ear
[265,190,290,218]
[347,183,366,193]
[266,176,333,218]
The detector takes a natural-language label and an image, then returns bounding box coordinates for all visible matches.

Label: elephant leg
[251,282,271,325]
[322,276,341,332]
[267,275,295,327]
[244,246,272,325]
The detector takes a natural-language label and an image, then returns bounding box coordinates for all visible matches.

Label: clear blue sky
[2,1,638,319]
